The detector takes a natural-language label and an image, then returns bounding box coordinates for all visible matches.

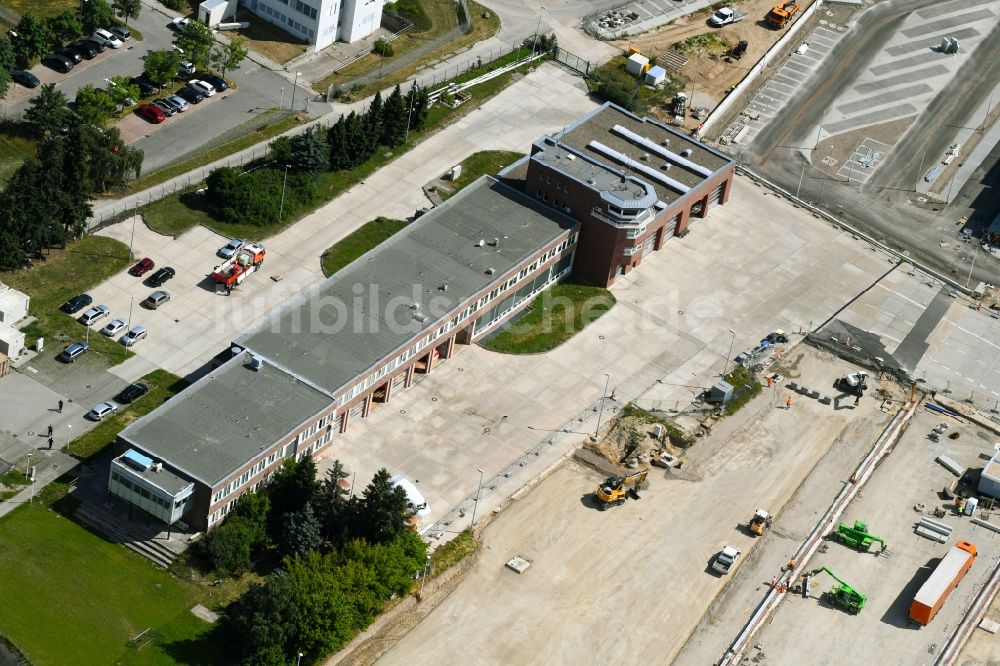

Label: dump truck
[212,241,265,288]
[909,540,976,625]
[809,567,866,614]
[834,520,887,554]
[768,1,800,28]
[749,509,772,536]
[595,469,648,510]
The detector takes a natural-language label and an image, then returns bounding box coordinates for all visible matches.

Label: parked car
[142,290,170,309]
[91,28,123,49]
[116,382,149,404]
[187,79,215,97]
[109,26,131,41]
[170,17,191,30]
[82,38,106,54]
[57,47,83,64]
[42,53,74,73]
[78,304,111,326]
[178,60,196,78]
[69,40,99,59]
[58,342,89,363]
[151,98,176,117]
[130,76,156,97]
[217,238,243,258]
[136,103,165,123]
[61,293,93,314]
[712,545,742,574]
[162,94,188,113]
[101,318,127,336]
[121,325,148,346]
[709,6,744,26]
[177,86,204,104]
[198,73,228,92]
[86,401,118,421]
[148,266,175,286]
[129,257,155,276]
[11,69,40,88]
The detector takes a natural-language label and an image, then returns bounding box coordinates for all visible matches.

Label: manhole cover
[85,384,92,389]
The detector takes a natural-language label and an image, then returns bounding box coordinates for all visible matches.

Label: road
[741,0,1000,285]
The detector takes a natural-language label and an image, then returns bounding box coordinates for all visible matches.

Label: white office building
[238,0,384,49]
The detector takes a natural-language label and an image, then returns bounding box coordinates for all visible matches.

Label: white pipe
[587,140,690,194]
[611,124,713,177]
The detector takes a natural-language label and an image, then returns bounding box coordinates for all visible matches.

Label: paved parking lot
[584,0,715,39]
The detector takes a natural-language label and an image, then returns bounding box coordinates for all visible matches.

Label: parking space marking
[885,27,981,56]
[853,65,949,93]
[836,83,933,114]
[901,9,994,37]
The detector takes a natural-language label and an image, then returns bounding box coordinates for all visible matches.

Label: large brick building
[109,103,734,532]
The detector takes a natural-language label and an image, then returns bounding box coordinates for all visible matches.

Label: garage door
[712,182,726,204]
[641,232,658,256]
[346,403,365,429]
[391,373,406,395]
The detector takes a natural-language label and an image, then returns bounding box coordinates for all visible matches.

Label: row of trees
[205,83,431,226]
[0,85,143,268]
[196,457,426,664]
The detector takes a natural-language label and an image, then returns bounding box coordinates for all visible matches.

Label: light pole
[290,72,301,111]
[66,424,72,448]
[723,328,736,378]
[818,145,833,205]
[530,7,545,55]
[404,84,416,141]
[470,467,485,526]
[126,295,135,330]
[795,161,806,198]
[966,240,980,287]
[419,553,431,599]
[280,86,285,109]
[279,164,291,219]
[594,373,611,440]
[297,653,303,666]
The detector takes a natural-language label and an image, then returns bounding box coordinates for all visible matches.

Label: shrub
[373,38,393,57]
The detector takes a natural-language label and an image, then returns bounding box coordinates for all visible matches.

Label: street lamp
[290,72,302,111]
[279,164,291,219]
[594,373,611,439]
[280,86,285,109]
[723,328,736,378]
[66,424,72,448]
[419,553,431,599]
[297,653,303,666]
[470,467,485,526]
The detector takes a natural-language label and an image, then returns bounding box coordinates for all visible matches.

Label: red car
[136,103,166,123]
[129,257,155,276]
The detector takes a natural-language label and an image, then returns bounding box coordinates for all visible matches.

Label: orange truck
[212,241,265,288]
[768,1,801,28]
[909,540,976,625]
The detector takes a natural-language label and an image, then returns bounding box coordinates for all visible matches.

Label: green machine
[808,567,867,614]
[834,520,887,554]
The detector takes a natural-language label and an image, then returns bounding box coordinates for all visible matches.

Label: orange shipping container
[909,540,976,625]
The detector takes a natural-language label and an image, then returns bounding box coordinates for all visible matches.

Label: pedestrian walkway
[0,450,78,521]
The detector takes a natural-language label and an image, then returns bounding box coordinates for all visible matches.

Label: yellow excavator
[595,470,648,510]
[749,509,773,536]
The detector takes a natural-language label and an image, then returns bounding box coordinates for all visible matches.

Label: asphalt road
[742,0,1000,285]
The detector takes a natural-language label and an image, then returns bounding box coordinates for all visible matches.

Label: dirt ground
[375,347,897,665]
[613,0,818,123]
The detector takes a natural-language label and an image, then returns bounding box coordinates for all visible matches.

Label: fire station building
[109,103,734,532]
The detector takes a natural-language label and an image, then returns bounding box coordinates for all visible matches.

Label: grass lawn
[429,529,477,577]
[438,150,524,200]
[0,500,210,666]
[1,0,76,17]
[482,281,616,354]
[1,235,133,362]
[588,55,685,115]
[317,0,500,100]
[321,217,407,276]
[722,366,762,415]
[64,369,188,461]
[0,120,37,185]
[139,66,522,241]
[126,111,304,196]
[231,9,309,64]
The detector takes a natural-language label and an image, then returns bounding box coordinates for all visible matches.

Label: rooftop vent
[641,153,650,161]
[250,355,265,371]
[414,313,427,323]
[661,163,671,170]
[566,154,576,161]
[681,148,693,157]
[439,283,448,292]
[152,462,163,473]
[489,237,499,246]
[661,139,670,146]
[476,239,485,247]
[486,267,495,275]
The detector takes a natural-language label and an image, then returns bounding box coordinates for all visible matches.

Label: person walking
[47,424,53,437]
[58,399,63,413]
[48,437,53,450]
[785,396,792,410]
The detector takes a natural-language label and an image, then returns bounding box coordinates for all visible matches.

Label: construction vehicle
[834,520,887,554]
[837,371,868,397]
[729,39,749,60]
[212,241,265,288]
[910,540,976,625]
[808,567,867,614]
[768,1,800,28]
[595,469,648,510]
[749,509,773,536]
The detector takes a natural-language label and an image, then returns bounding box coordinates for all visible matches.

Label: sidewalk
[0,451,79,521]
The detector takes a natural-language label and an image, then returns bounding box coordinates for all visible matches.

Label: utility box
[0,283,29,324]
[0,321,25,360]
[447,165,462,181]
[644,65,666,86]
[708,380,734,405]
[978,452,1000,499]
[626,53,649,76]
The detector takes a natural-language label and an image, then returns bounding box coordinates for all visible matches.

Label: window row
[111,472,180,509]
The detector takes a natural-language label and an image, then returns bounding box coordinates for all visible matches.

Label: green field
[0,121,38,185]
[321,217,408,276]
[438,150,523,200]
[0,501,209,665]
[482,281,616,354]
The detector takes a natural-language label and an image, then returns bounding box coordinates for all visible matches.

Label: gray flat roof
[114,450,194,496]
[236,177,578,396]
[120,351,332,486]
[531,140,659,210]
[553,103,733,204]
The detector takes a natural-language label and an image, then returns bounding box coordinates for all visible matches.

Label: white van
[391,475,431,529]
[91,28,123,49]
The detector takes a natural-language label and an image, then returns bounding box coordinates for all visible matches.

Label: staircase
[74,502,182,569]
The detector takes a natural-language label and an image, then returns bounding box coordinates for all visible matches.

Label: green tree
[74,84,116,126]
[0,39,14,100]
[77,125,143,191]
[365,91,383,145]
[267,456,320,532]
[45,11,82,48]
[381,84,407,147]
[232,490,271,550]
[289,125,328,176]
[24,84,72,137]
[106,75,139,112]
[356,469,409,544]
[202,519,254,574]
[317,460,352,546]
[144,50,181,88]
[80,0,115,35]
[175,20,214,68]
[280,503,324,557]
[210,35,248,79]
[373,38,393,57]
[112,0,141,27]
[11,13,51,68]
[57,126,93,239]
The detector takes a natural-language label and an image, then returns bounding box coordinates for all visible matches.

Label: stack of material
[915,516,952,543]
